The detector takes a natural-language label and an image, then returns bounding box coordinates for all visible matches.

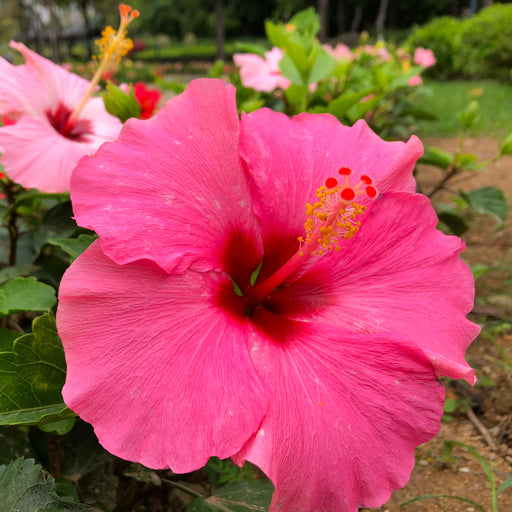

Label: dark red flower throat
[46,104,92,141]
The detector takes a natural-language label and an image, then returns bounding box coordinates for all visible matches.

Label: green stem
[2,180,19,266]
[160,477,205,498]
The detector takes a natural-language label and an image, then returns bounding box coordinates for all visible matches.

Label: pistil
[248,167,378,304]
[63,4,139,134]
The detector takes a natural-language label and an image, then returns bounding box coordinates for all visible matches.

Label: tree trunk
[350,4,363,33]
[337,0,345,34]
[375,0,389,40]
[317,0,329,42]
[215,0,225,61]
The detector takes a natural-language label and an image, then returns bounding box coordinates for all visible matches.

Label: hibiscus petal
[9,41,90,111]
[239,110,422,247]
[57,241,269,472]
[0,55,42,117]
[71,78,262,274]
[276,192,479,383]
[0,116,114,193]
[234,50,290,92]
[234,317,445,512]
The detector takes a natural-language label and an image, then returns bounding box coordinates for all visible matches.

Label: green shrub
[455,3,512,81]
[406,16,463,79]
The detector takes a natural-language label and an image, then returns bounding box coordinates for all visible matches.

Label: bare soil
[372,137,512,512]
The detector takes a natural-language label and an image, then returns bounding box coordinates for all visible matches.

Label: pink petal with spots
[71,78,261,274]
[57,241,269,472]
[234,317,445,512]
[273,192,479,383]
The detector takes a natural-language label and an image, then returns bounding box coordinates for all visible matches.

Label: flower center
[47,104,93,141]
[246,167,378,306]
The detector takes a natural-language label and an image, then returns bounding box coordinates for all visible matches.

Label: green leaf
[310,89,374,118]
[459,100,480,129]
[103,81,141,122]
[419,146,453,169]
[0,328,24,352]
[0,457,93,511]
[47,234,97,261]
[0,265,39,286]
[0,277,56,316]
[38,408,76,435]
[471,263,491,280]
[187,481,274,512]
[465,186,508,220]
[289,7,320,38]
[0,314,67,426]
[238,99,265,114]
[499,132,512,156]
[307,46,336,84]
[278,52,304,85]
[455,153,478,167]
[497,474,512,495]
[437,212,469,236]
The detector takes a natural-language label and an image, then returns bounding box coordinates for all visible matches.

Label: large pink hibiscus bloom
[57,79,479,511]
[0,41,122,192]
[233,47,291,92]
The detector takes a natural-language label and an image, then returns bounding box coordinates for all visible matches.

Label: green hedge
[456,4,512,80]
[406,4,512,81]
[406,16,463,79]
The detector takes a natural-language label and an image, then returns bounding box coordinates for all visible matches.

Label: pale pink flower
[233,47,291,92]
[0,41,122,192]
[57,79,478,512]
[360,44,391,62]
[323,42,353,61]
[414,47,437,68]
[408,75,423,86]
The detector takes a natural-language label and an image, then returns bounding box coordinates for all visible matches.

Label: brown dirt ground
[370,137,512,512]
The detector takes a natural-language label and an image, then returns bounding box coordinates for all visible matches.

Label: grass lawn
[136,38,267,61]
[416,80,512,138]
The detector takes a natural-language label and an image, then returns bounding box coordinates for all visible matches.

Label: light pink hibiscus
[408,75,423,86]
[57,79,479,512]
[0,41,122,192]
[323,42,353,61]
[233,47,291,92]
[414,47,437,68]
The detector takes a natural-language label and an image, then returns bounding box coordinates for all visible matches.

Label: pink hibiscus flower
[323,42,353,61]
[414,47,437,68]
[57,79,479,512]
[408,75,423,86]
[0,41,122,192]
[233,47,291,92]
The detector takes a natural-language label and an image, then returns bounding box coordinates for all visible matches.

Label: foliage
[456,3,512,81]
[0,4,510,511]
[405,16,463,79]
[0,457,93,511]
[230,8,434,138]
[417,100,509,236]
[407,4,512,81]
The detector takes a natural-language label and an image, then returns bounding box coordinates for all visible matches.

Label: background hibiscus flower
[0,42,122,192]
